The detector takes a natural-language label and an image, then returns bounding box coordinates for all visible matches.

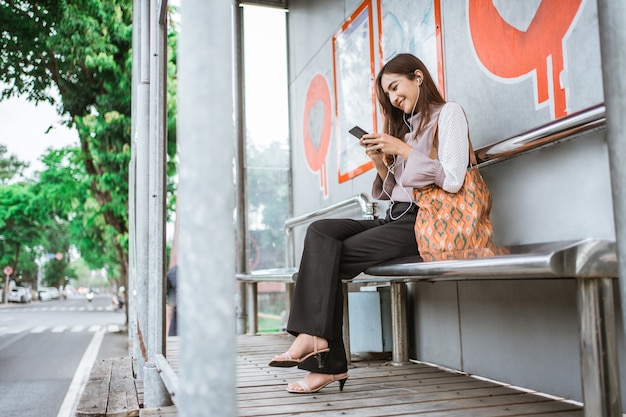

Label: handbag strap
[430,110,477,168]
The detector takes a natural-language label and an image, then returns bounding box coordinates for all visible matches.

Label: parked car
[8,287,32,303]
[47,287,60,299]
[38,287,61,301]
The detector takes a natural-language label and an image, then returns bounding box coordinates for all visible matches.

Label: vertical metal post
[596,1,626,385]
[390,282,409,365]
[233,2,249,336]
[342,282,351,365]
[144,0,170,408]
[133,0,152,379]
[128,0,141,363]
[246,283,258,335]
[577,278,621,417]
[177,0,237,415]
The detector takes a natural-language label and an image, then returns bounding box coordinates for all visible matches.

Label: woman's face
[380,72,421,114]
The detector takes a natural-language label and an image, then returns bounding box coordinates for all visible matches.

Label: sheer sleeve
[437,102,469,193]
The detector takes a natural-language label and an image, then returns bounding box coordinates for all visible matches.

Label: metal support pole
[134,0,152,379]
[144,361,172,407]
[128,0,141,362]
[342,282,351,366]
[390,282,409,365]
[246,283,258,335]
[143,0,169,407]
[577,278,621,417]
[233,0,249,336]
[177,0,237,415]
[596,2,626,387]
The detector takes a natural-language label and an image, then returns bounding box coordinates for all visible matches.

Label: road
[0,293,127,417]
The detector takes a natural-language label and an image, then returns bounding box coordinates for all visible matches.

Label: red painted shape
[468,0,582,118]
[302,74,332,195]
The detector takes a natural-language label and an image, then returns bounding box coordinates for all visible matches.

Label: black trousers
[286,202,419,374]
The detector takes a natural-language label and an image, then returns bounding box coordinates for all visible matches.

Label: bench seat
[235,267,296,283]
[360,238,617,281]
[236,238,620,417]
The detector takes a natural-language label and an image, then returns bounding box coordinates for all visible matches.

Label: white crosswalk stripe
[0,324,121,336]
[30,326,47,333]
[0,305,115,313]
[6,327,28,334]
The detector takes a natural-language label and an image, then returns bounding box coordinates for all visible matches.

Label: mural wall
[291,0,602,201]
[285,0,620,404]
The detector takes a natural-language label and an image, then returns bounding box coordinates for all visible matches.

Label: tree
[0,1,178,291]
[0,144,29,184]
[0,182,44,286]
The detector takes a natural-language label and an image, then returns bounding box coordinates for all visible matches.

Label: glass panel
[243,5,290,333]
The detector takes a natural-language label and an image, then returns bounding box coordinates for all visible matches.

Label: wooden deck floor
[141,334,584,417]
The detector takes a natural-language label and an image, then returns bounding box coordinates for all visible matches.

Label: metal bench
[234,106,620,415]
[236,238,620,417]
[358,238,619,417]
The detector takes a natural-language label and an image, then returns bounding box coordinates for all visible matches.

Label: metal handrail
[476,103,605,167]
[284,193,378,266]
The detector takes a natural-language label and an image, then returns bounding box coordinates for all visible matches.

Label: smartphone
[349,126,369,139]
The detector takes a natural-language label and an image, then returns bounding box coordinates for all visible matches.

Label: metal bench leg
[577,277,622,417]
[246,282,258,335]
[390,282,409,365]
[285,282,294,331]
[342,282,351,365]
[236,282,247,335]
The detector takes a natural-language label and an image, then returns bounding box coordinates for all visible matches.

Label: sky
[0,5,287,180]
[0,88,78,178]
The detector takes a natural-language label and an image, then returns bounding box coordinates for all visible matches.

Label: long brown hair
[375,53,445,140]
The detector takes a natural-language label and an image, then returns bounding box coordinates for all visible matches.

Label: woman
[269,53,470,393]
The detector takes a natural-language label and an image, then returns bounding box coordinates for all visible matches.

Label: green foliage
[0,144,29,184]
[0,1,179,287]
[0,181,44,285]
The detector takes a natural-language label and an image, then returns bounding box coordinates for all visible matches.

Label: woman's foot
[268,334,329,367]
[287,372,349,394]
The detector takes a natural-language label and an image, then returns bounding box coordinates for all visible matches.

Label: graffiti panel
[332,1,377,183]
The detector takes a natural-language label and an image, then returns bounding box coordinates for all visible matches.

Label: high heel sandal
[286,372,349,394]
[268,335,330,368]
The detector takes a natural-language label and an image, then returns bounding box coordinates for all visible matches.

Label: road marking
[56,327,106,417]
[107,324,120,333]
[6,327,26,334]
[30,326,47,333]
[0,325,121,335]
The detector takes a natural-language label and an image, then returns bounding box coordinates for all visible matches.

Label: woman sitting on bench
[268,53,470,394]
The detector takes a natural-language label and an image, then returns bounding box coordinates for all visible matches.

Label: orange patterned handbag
[413,126,502,261]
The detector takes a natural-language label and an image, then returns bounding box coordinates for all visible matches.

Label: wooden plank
[75,359,113,417]
[233,334,583,417]
[139,405,178,416]
[150,334,585,417]
[106,357,140,417]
